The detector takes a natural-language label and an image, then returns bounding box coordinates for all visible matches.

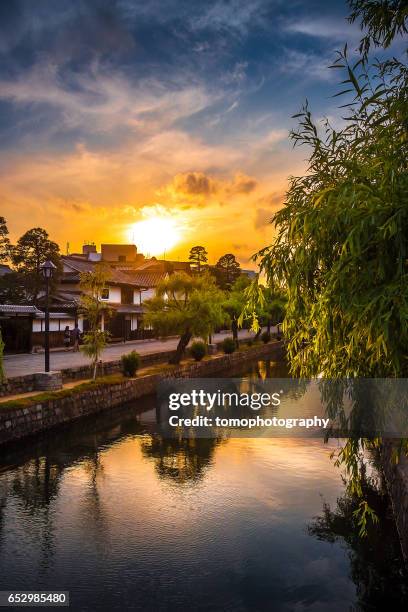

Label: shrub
[221,337,236,354]
[190,340,207,361]
[121,351,140,377]
[261,331,271,344]
[246,339,254,347]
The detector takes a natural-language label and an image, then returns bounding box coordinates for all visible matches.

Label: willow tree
[257,34,408,379]
[144,272,225,364]
[253,0,408,532]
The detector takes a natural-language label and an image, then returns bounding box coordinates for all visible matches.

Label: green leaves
[256,47,408,380]
[145,272,226,340]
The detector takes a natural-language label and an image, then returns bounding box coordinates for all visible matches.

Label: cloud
[254,208,273,228]
[254,192,284,228]
[227,172,257,194]
[191,0,266,36]
[160,171,258,206]
[278,49,336,82]
[284,17,361,43]
[0,62,215,137]
[171,172,216,196]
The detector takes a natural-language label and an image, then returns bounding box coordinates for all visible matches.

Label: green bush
[121,350,140,377]
[221,337,236,354]
[190,341,206,361]
[261,331,271,344]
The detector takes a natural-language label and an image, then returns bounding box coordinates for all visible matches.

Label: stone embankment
[0,342,284,446]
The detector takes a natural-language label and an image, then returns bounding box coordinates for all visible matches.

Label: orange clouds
[160,171,258,207]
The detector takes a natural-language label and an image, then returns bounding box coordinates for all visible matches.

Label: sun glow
[130,215,182,257]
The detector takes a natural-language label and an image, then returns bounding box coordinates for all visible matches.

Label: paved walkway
[3,329,266,378]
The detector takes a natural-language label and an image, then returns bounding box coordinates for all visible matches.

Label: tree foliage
[0,217,11,262]
[349,0,408,56]
[11,227,61,304]
[222,275,251,344]
[79,264,111,379]
[189,245,208,274]
[253,0,408,533]
[256,44,408,379]
[144,271,225,364]
[213,253,241,289]
[0,271,29,304]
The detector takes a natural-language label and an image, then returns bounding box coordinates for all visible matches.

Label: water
[0,358,406,611]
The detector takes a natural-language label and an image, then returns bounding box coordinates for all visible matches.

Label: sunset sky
[0,0,367,265]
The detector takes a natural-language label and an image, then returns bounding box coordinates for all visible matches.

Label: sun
[130,216,181,257]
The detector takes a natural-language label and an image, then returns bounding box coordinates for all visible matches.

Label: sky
[0,0,368,265]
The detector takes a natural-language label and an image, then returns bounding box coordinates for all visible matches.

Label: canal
[0,357,407,611]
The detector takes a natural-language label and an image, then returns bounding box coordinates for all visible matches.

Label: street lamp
[40,260,57,372]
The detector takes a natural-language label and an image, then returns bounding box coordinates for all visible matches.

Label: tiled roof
[62,256,95,273]
[112,304,145,314]
[61,256,156,287]
[123,270,166,288]
[36,311,73,319]
[0,304,43,315]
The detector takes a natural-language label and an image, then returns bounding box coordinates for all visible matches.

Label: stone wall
[0,338,274,397]
[0,349,178,397]
[0,342,284,446]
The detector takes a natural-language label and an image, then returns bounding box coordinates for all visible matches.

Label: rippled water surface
[0,358,406,611]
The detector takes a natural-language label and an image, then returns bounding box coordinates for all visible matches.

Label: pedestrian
[72,325,81,352]
[63,325,71,350]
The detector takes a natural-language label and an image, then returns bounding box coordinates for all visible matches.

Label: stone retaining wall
[0,342,284,446]
[0,349,178,397]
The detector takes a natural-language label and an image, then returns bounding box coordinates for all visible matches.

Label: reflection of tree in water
[229,358,290,380]
[140,435,224,484]
[308,463,408,610]
[0,403,149,573]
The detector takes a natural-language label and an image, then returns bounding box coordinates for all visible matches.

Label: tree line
[0,218,60,305]
[188,245,242,290]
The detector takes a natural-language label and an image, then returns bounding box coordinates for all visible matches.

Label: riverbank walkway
[3,328,268,378]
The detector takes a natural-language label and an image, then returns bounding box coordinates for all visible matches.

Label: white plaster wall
[101,287,121,303]
[33,317,76,332]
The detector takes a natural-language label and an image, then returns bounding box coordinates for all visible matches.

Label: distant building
[0,243,192,352]
[40,253,169,344]
[0,304,43,353]
[101,243,144,265]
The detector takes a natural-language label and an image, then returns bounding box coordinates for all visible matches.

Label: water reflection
[140,436,224,484]
[0,358,406,611]
[308,460,408,608]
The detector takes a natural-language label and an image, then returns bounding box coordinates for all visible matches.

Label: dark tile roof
[61,256,160,287]
[0,304,43,315]
[111,304,145,314]
[123,270,166,288]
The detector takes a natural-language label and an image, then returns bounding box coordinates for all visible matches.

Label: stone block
[34,371,63,391]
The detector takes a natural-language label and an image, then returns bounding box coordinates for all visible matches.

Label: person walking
[72,325,81,352]
[63,325,71,350]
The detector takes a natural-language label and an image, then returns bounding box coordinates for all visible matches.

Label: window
[118,255,126,262]
[121,287,133,304]
[101,288,109,300]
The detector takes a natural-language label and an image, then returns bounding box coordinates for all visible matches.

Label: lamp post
[40,260,56,372]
